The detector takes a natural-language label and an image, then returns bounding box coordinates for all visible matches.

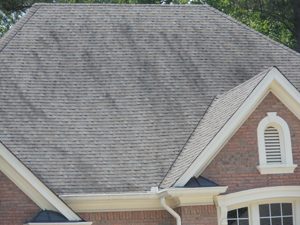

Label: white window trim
[257,112,297,174]
[215,186,300,225]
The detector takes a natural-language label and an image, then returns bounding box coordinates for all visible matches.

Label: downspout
[160,196,181,225]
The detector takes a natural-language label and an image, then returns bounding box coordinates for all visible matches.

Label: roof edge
[60,186,228,212]
[158,95,218,188]
[0,140,81,221]
[0,4,41,53]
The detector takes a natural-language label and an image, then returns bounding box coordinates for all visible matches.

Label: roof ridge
[0,4,41,53]
[33,3,203,7]
[216,67,273,99]
[203,4,300,58]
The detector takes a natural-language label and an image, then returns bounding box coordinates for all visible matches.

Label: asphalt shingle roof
[0,3,300,194]
[160,68,270,188]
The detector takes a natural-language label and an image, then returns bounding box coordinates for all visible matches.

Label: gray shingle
[160,68,270,188]
[0,4,300,194]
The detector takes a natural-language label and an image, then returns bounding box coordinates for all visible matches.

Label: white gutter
[160,196,181,225]
[61,186,228,212]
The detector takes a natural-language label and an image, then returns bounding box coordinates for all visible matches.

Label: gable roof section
[1,4,300,194]
[160,68,270,188]
[166,67,300,187]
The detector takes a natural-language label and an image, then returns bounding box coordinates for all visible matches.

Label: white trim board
[0,142,81,221]
[60,187,227,212]
[174,67,300,187]
[216,186,300,208]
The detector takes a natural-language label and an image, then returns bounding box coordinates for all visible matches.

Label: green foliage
[0,10,23,37]
[0,0,298,51]
[196,0,297,49]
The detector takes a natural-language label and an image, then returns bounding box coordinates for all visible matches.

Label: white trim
[60,187,227,212]
[216,186,300,208]
[0,143,81,221]
[257,164,297,174]
[215,186,300,225]
[175,67,300,187]
[256,112,297,174]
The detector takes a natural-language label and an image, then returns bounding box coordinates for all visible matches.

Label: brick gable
[0,171,39,225]
[201,92,300,193]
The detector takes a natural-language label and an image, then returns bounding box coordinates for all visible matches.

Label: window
[226,204,295,225]
[216,187,300,225]
[227,207,249,225]
[257,112,297,174]
[259,203,293,225]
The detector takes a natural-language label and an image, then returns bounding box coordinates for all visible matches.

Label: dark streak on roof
[0,4,300,194]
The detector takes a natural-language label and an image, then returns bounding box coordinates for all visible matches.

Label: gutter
[61,186,228,212]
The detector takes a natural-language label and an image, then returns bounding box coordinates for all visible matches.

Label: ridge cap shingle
[33,3,205,7]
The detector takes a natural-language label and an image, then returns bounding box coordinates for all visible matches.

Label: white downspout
[160,196,181,225]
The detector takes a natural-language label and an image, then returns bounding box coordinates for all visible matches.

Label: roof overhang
[174,67,300,187]
[60,186,227,212]
[0,142,81,221]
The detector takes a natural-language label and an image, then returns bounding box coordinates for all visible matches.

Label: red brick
[202,92,300,193]
[0,171,39,225]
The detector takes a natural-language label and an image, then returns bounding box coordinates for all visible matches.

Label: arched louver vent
[264,126,282,163]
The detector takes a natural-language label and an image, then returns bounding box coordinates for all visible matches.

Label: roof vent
[264,126,282,163]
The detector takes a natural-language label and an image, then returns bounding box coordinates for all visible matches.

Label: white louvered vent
[264,126,282,163]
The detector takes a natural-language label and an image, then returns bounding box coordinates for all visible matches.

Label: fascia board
[0,143,81,221]
[174,67,300,187]
[60,187,227,212]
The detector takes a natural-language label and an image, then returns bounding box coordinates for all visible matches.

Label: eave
[60,186,228,212]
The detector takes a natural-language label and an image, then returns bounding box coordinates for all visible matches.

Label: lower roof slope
[0,4,300,194]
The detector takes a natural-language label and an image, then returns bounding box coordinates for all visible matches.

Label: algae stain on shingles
[16,88,48,120]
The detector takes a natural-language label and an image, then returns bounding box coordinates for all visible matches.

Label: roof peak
[33,2,207,7]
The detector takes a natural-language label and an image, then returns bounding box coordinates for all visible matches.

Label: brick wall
[179,205,218,225]
[0,171,39,225]
[202,92,300,193]
[80,210,176,225]
[80,205,217,225]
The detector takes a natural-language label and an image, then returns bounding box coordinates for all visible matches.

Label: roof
[160,68,269,187]
[0,4,300,194]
